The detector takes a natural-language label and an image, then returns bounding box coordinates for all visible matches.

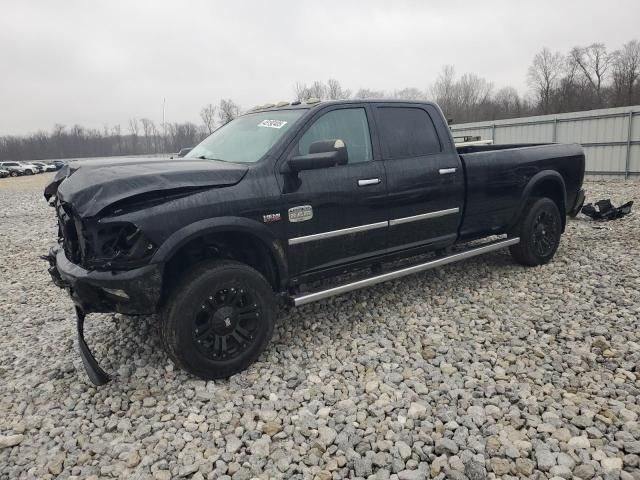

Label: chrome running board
[291,237,520,307]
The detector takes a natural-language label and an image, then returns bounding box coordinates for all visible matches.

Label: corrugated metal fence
[450,105,640,178]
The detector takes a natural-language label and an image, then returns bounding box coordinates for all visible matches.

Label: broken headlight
[83,222,157,269]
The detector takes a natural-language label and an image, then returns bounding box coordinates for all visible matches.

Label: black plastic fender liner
[75,306,111,386]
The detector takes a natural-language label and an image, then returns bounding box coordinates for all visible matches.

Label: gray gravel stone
[0,434,24,449]
[574,463,597,479]
[536,449,557,471]
[435,437,459,455]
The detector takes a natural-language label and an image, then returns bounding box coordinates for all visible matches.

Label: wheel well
[527,179,566,230]
[162,232,281,300]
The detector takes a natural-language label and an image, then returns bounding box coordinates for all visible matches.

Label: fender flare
[152,216,288,289]
[509,170,567,231]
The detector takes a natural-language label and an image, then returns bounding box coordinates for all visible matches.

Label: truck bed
[457,143,585,240]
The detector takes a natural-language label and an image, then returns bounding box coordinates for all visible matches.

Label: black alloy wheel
[531,209,559,258]
[192,286,261,361]
[161,260,275,380]
[509,197,562,266]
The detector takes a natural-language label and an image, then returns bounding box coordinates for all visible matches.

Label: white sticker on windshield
[258,119,288,129]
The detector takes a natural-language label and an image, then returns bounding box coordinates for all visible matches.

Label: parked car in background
[0,168,9,178]
[33,161,57,172]
[171,147,193,159]
[18,162,40,175]
[52,160,66,170]
[0,161,28,176]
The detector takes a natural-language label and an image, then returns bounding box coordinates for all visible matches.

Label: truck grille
[56,202,82,265]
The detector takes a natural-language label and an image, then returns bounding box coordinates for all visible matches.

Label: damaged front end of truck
[42,157,248,385]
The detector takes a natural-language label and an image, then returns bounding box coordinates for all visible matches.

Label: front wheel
[509,197,562,266]
[160,260,276,380]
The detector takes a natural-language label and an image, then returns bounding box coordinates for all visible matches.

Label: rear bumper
[569,188,586,217]
[44,245,162,314]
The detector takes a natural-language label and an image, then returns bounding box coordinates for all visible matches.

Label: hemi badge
[288,205,313,223]
[262,213,281,224]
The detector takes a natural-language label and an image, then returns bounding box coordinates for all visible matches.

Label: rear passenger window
[377,107,441,159]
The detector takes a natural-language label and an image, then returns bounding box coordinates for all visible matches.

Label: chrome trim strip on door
[358,178,381,186]
[292,237,520,306]
[389,207,459,226]
[288,221,388,246]
[439,168,457,174]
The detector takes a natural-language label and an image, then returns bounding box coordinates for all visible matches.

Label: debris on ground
[582,198,633,220]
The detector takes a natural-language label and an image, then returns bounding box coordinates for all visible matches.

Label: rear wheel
[509,197,562,266]
[161,260,276,380]
[10,171,18,177]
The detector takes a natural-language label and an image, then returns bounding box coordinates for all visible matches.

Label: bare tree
[494,87,522,117]
[353,88,386,99]
[140,118,155,153]
[393,87,426,100]
[112,124,122,155]
[326,79,351,100]
[293,81,310,101]
[150,122,160,153]
[431,65,458,116]
[569,43,612,105]
[457,73,493,120]
[307,81,326,100]
[611,39,640,105]
[218,99,240,125]
[128,118,140,154]
[527,48,564,113]
[200,103,217,134]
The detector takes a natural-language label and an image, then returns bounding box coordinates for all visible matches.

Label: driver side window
[297,108,373,163]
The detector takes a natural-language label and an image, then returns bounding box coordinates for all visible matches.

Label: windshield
[187,109,305,163]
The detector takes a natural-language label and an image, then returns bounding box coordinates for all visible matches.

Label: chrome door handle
[439,168,457,175]
[358,178,381,186]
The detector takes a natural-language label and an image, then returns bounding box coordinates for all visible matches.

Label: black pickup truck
[44,100,585,385]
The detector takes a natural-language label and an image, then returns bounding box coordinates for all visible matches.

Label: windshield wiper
[196,155,226,162]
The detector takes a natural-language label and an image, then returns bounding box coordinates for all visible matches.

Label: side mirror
[283,139,348,173]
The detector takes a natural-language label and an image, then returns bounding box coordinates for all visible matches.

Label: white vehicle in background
[0,161,29,176]
[33,161,57,172]
[18,162,41,174]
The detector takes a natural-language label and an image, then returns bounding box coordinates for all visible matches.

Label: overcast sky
[1,0,639,135]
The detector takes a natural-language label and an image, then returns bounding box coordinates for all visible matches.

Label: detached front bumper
[44,245,163,315]
[43,245,164,386]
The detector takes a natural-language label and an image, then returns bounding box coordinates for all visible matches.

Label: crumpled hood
[44,157,248,218]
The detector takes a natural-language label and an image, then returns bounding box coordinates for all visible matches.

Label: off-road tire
[160,260,276,380]
[509,197,562,266]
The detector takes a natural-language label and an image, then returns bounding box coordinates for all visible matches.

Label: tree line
[1,39,638,161]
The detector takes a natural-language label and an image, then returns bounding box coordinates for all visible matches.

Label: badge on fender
[288,205,313,223]
[262,213,281,223]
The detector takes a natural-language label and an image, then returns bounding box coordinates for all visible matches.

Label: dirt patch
[0,172,54,192]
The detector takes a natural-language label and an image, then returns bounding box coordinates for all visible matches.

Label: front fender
[151,216,288,288]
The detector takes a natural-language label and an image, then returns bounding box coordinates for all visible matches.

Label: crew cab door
[279,105,387,276]
[374,104,464,252]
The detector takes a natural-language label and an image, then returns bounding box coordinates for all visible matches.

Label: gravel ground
[0,174,639,480]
